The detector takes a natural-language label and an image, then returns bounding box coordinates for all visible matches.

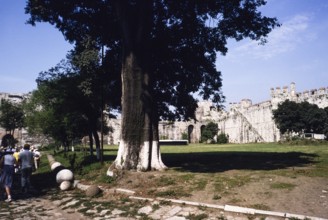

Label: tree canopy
[26,0,280,171]
[26,0,279,121]
[24,44,114,155]
[273,100,328,138]
[0,99,25,135]
[201,122,219,143]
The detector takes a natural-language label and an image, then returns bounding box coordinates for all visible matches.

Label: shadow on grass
[162,151,318,173]
[11,170,58,200]
[77,154,117,167]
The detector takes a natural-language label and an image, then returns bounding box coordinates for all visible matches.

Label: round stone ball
[51,162,62,171]
[56,169,74,184]
[59,181,71,191]
[85,185,101,197]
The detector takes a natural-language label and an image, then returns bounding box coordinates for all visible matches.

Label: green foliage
[270,182,296,190]
[323,107,328,140]
[26,0,280,169]
[193,179,208,190]
[159,135,168,140]
[0,99,25,134]
[201,122,229,144]
[0,134,16,147]
[273,100,328,138]
[156,176,176,186]
[26,0,279,122]
[201,122,218,143]
[187,213,208,220]
[23,43,117,152]
[217,133,229,144]
[279,138,327,146]
[213,175,252,192]
[154,187,191,198]
[181,132,188,140]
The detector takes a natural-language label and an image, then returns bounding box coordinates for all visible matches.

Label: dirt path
[2,173,327,220]
[111,170,328,219]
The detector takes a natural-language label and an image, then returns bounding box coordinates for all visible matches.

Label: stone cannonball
[51,162,62,171]
[59,181,72,191]
[56,169,74,184]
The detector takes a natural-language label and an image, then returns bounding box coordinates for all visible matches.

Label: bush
[217,133,228,144]
[201,122,218,143]
[181,132,188,140]
[201,130,213,143]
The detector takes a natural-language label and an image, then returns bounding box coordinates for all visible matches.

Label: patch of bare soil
[110,169,328,219]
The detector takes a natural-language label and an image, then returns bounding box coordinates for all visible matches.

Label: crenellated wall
[2,82,327,145]
[218,83,327,143]
[106,83,327,144]
[156,83,327,144]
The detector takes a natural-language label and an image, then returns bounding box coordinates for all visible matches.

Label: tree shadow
[162,151,318,173]
[77,154,116,166]
[11,171,59,200]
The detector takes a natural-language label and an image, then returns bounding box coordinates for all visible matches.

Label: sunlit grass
[38,141,328,185]
[30,141,328,219]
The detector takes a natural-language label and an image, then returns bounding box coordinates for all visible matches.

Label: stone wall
[107,82,328,144]
[1,82,327,145]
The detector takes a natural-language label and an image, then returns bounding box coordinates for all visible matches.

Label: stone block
[86,185,101,197]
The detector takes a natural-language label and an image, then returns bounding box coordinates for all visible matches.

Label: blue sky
[1,0,327,107]
[218,0,328,106]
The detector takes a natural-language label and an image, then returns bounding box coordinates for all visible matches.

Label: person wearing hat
[0,148,17,202]
[32,146,41,170]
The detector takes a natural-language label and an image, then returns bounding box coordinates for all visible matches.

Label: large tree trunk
[107,0,166,174]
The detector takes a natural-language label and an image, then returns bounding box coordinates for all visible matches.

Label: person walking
[18,144,34,193]
[0,148,17,202]
[13,147,20,173]
[31,146,41,170]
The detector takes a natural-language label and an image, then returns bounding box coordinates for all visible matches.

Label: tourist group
[0,144,41,202]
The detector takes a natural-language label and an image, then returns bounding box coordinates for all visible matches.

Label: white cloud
[227,14,316,60]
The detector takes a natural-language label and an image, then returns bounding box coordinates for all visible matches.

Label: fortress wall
[108,83,326,145]
[2,82,325,145]
[106,118,121,145]
[219,114,247,143]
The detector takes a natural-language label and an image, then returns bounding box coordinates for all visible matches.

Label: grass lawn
[44,141,328,180]
[160,142,328,177]
[34,141,328,217]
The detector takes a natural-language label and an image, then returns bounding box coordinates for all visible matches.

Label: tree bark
[88,132,94,155]
[93,129,101,160]
[108,0,166,173]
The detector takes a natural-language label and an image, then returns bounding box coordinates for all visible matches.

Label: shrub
[217,133,228,144]
[201,122,218,143]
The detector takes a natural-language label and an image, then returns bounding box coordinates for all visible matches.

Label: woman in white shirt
[0,149,17,202]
